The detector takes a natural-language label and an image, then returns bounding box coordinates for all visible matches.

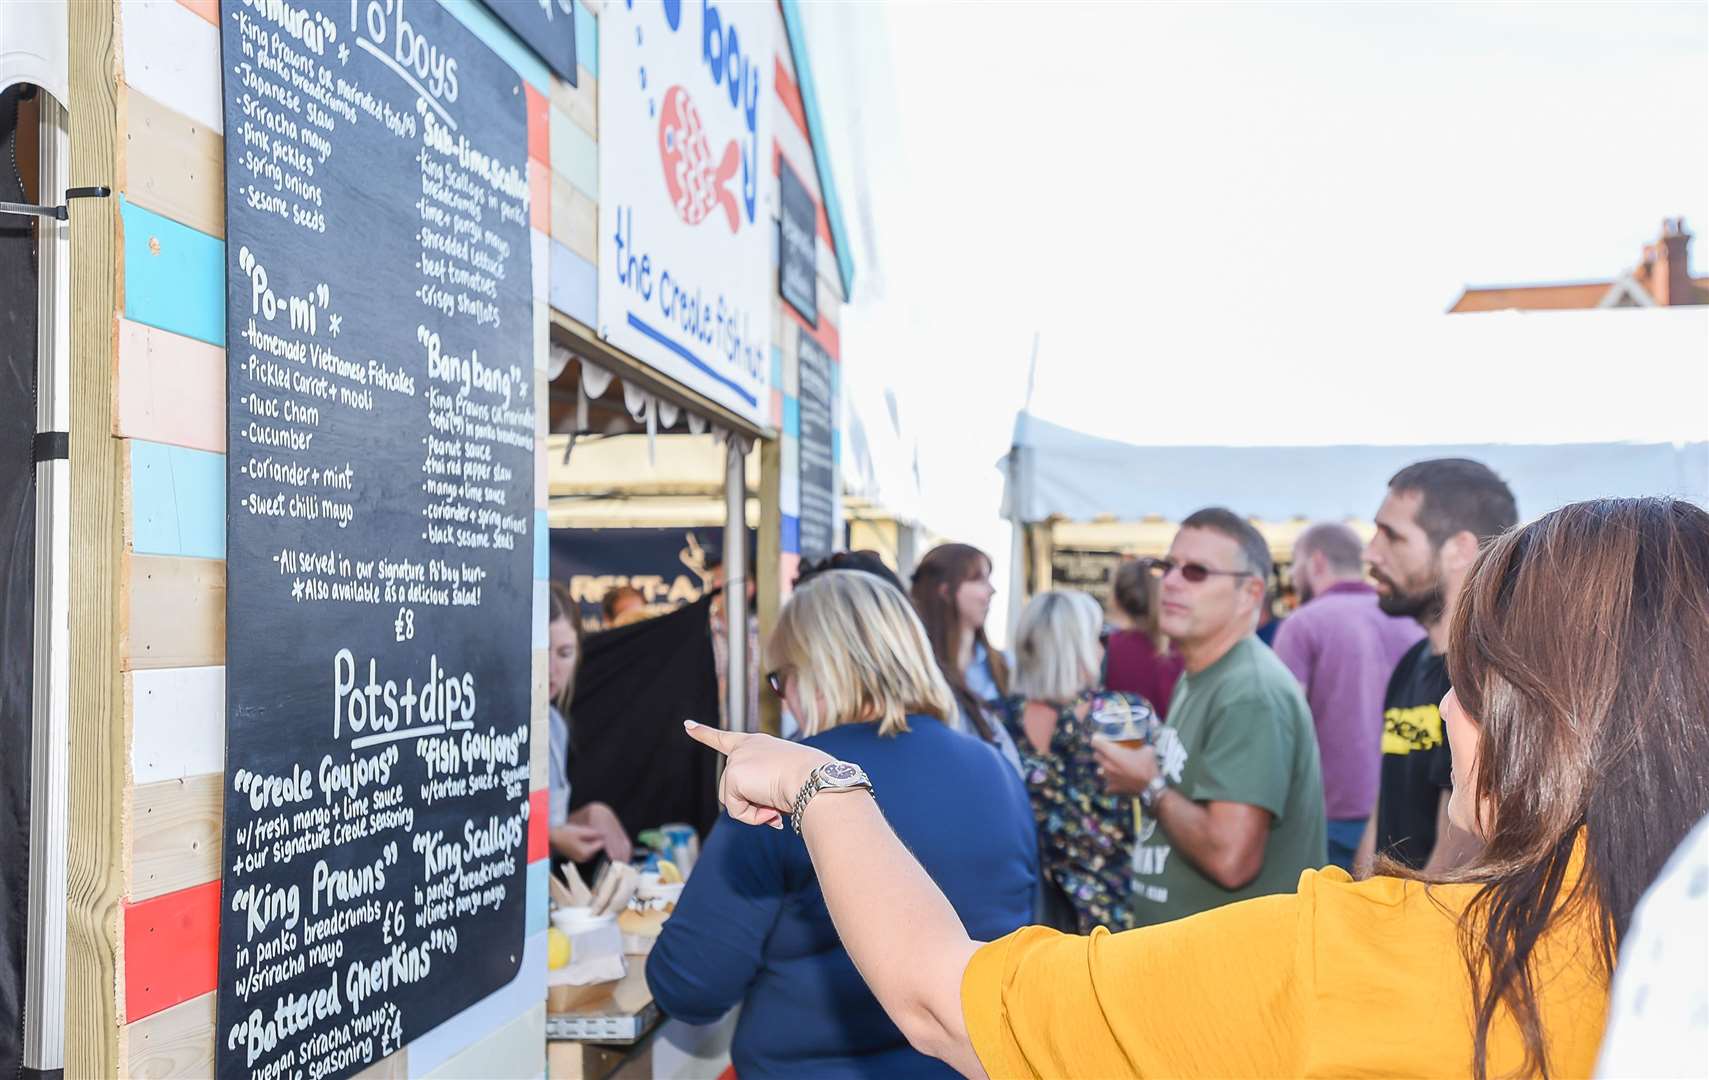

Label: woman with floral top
[1003,590,1159,933]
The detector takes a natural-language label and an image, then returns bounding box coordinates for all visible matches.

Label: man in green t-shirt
[1095,507,1326,927]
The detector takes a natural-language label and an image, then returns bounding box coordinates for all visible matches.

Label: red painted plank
[525,84,550,166]
[528,786,548,863]
[175,0,218,26]
[773,57,809,142]
[124,880,220,1022]
[787,303,839,361]
[124,788,550,1024]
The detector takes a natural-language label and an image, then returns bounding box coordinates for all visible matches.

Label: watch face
[822,762,861,785]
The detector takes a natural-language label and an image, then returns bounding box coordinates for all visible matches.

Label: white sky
[801,1,1709,630]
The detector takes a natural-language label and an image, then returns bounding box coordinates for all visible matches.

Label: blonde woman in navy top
[647,570,1038,1079]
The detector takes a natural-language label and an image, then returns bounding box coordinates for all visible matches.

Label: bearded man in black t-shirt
[1356,459,1517,872]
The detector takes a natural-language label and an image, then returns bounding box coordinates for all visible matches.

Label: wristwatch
[791,761,874,833]
[1138,774,1169,811]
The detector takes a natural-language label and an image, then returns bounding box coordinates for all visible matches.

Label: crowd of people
[548,457,1709,1080]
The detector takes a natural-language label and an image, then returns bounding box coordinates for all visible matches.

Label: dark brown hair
[548,582,582,712]
[1390,458,1519,548]
[1112,558,1166,651]
[1433,497,1709,1079]
[909,543,1007,739]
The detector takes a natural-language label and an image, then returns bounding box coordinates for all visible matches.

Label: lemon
[657,859,683,884]
[547,926,572,969]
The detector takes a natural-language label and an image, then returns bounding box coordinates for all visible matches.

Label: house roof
[1449,281,1620,313]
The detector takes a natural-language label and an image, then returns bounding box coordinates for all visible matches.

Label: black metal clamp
[0,185,112,222]
[32,432,69,463]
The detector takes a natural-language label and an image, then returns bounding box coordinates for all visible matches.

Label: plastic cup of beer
[1089,695,1156,748]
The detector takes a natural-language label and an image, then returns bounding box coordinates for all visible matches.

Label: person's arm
[684,722,987,1076]
[1149,788,1273,890]
[645,814,786,1024]
[570,801,633,864]
[551,823,605,863]
[1352,813,1377,879]
[1091,739,1272,889]
[1423,790,1481,873]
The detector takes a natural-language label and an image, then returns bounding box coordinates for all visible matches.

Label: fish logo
[657,85,741,233]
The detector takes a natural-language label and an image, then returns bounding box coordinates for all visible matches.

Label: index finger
[684,719,748,756]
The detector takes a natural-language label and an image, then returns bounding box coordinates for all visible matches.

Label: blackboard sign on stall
[217,2,534,1077]
[479,0,579,86]
[778,158,817,326]
[797,335,836,562]
[1051,548,1125,610]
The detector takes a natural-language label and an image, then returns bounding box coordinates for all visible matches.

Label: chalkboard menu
[797,335,835,562]
[217,2,535,1077]
[479,0,579,86]
[778,159,816,326]
[1051,548,1124,609]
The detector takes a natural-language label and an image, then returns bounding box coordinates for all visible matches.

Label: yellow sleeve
[961,892,1312,1079]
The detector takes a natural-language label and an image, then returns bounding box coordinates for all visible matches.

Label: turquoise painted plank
[549,108,599,200]
[526,858,548,933]
[130,440,226,559]
[120,196,225,347]
[770,346,783,388]
[406,930,547,1079]
[575,0,597,77]
[439,0,552,92]
[533,510,549,579]
[782,395,800,439]
[548,240,597,327]
[832,429,840,466]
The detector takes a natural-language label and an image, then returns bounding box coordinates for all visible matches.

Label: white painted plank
[420,1003,544,1080]
[773,109,819,202]
[530,228,549,307]
[122,0,223,134]
[129,666,225,784]
[532,580,550,650]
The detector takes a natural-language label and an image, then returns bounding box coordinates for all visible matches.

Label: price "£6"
[381,900,406,944]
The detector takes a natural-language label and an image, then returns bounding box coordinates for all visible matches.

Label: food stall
[1001,409,1708,628]
[6,0,859,1077]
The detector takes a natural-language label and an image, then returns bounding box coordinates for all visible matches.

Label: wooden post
[1028,521,1055,599]
[756,437,782,736]
[64,0,125,1073]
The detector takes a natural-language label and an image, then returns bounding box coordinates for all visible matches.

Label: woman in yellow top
[685,497,1709,1079]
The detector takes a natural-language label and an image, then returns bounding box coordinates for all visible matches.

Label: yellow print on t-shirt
[1382,704,1443,755]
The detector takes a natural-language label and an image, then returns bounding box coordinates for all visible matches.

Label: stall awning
[1001,412,1709,525]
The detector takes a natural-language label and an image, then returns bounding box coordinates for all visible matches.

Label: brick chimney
[1644,218,1695,306]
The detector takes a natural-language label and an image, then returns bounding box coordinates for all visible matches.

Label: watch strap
[1139,774,1169,810]
[790,762,872,834]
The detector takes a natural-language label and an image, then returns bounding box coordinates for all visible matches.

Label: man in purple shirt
[1274,523,1424,870]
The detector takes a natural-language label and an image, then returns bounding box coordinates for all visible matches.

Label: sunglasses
[1151,558,1252,584]
[766,669,790,698]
